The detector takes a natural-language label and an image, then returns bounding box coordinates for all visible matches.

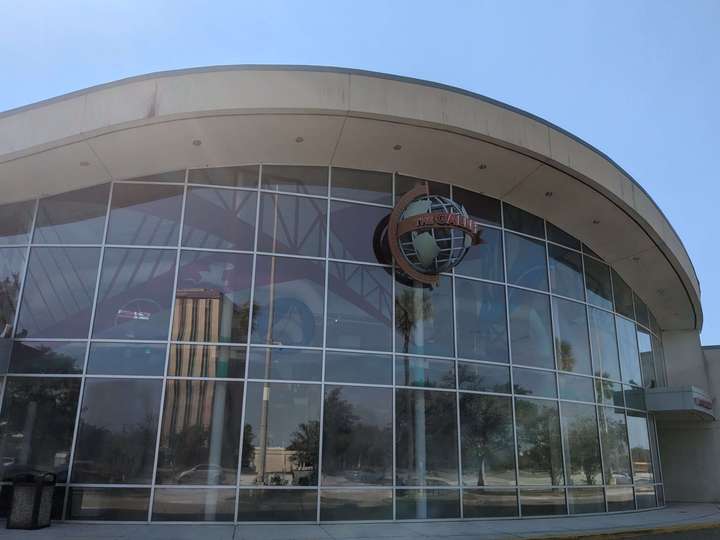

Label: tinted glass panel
[261,165,328,196]
[0,377,80,481]
[188,165,259,188]
[395,277,454,357]
[107,183,183,246]
[182,187,256,250]
[547,222,581,250]
[452,186,501,226]
[552,297,591,374]
[561,402,602,485]
[598,407,632,485]
[624,386,646,410]
[568,487,605,514]
[167,344,245,378]
[240,382,321,485]
[463,489,518,518]
[237,489,317,521]
[396,356,455,389]
[455,227,503,282]
[611,270,634,319]
[173,250,253,343]
[330,167,392,205]
[584,256,613,310]
[460,394,516,486]
[458,361,510,393]
[121,170,185,183]
[513,367,556,398]
[88,342,166,376]
[157,380,244,485]
[0,200,34,245]
[17,247,100,338]
[322,385,392,486]
[606,486,635,511]
[68,487,150,521]
[520,488,566,516]
[595,379,624,407]
[247,347,322,381]
[152,488,235,521]
[617,316,642,386]
[635,484,657,509]
[548,244,584,300]
[257,193,326,257]
[589,307,621,380]
[0,247,25,337]
[627,412,654,484]
[320,490,393,521]
[396,489,459,519]
[72,378,162,483]
[252,256,325,348]
[582,243,602,260]
[502,203,545,238]
[558,373,595,402]
[395,176,450,200]
[634,293,650,328]
[637,329,655,388]
[456,278,507,363]
[396,389,458,486]
[505,232,548,291]
[326,262,392,351]
[34,184,109,244]
[10,340,86,374]
[328,201,389,263]
[508,288,554,369]
[324,352,392,386]
[92,248,176,340]
[515,397,564,485]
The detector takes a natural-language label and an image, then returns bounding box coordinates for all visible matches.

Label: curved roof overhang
[0,65,701,332]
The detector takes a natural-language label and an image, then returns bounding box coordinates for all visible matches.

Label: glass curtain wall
[0,165,665,522]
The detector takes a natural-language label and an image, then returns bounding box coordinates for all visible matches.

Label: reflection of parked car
[343,469,386,484]
[610,472,633,485]
[176,464,231,484]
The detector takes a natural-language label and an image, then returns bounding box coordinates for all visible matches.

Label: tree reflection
[516,399,564,485]
[0,272,20,337]
[395,288,432,354]
[286,420,319,485]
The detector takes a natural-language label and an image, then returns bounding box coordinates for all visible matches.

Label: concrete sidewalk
[0,504,719,539]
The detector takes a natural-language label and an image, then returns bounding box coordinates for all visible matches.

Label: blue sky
[1,0,718,342]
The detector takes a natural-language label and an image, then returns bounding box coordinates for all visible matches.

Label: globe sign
[388,183,482,285]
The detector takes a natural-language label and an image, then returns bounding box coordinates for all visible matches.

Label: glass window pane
[182,187,256,251]
[247,347,321,382]
[627,412,654,484]
[455,227,503,282]
[120,170,185,183]
[257,193,326,257]
[152,488,235,521]
[460,394,516,486]
[173,250,253,343]
[252,256,325,348]
[503,203,545,238]
[589,307,621,380]
[0,200,35,245]
[558,373,595,402]
[167,344,244,378]
[611,270,635,319]
[395,277,454,357]
[0,377,80,481]
[452,187,501,226]
[261,165,328,196]
[595,379,624,407]
[0,247,25,338]
[458,362,510,393]
[17,247,100,338]
[463,489,518,518]
[635,484,657,509]
[508,288,554,369]
[72,378,162,483]
[34,184,109,244]
[326,262,392,352]
[583,243,603,260]
[396,489,459,519]
[513,367,556,398]
[68,487,150,521]
[551,298,590,375]
[519,488,566,516]
[455,279,508,363]
[617,316,642,386]
[10,340,86,374]
[321,385,392,486]
[92,248,176,340]
[396,356,455,389]
[649,418,662,484]
[598,406,632,485]
[505,232,548,291]
[330,167,392,205]
[237,489,317,521]
[547,222,581,250]
[567,487,604,514]
[188,165,259,188]
[107,183,183,246]
[548,244,584,300]
[88,342,166,376]
[324,352,392,386]
[157,380,244,485]
[515,397,564,485]
[656,484,665,506]
[637,328,656,388]
[328,201,389,263]
[624,385,646,410]
[561,402,602,485]
[395,176,450,200]
[606,486,635,511]
[396,388,458,486]
[634,293,650,328]
[584,256,613,310]
[240,382,321,486]
[320,489,393,521]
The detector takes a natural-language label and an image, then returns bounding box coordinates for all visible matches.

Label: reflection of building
[173,288,224,345]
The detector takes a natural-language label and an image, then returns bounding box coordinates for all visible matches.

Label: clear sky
[1,0,718,342]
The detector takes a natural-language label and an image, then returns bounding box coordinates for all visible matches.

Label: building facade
[0,66,707,523]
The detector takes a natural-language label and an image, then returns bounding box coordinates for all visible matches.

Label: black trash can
[7,472,56,529]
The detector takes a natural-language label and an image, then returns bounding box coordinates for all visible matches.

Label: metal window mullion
[451,268,463,518]
[391,172,397,521]
[10,198,39,339]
